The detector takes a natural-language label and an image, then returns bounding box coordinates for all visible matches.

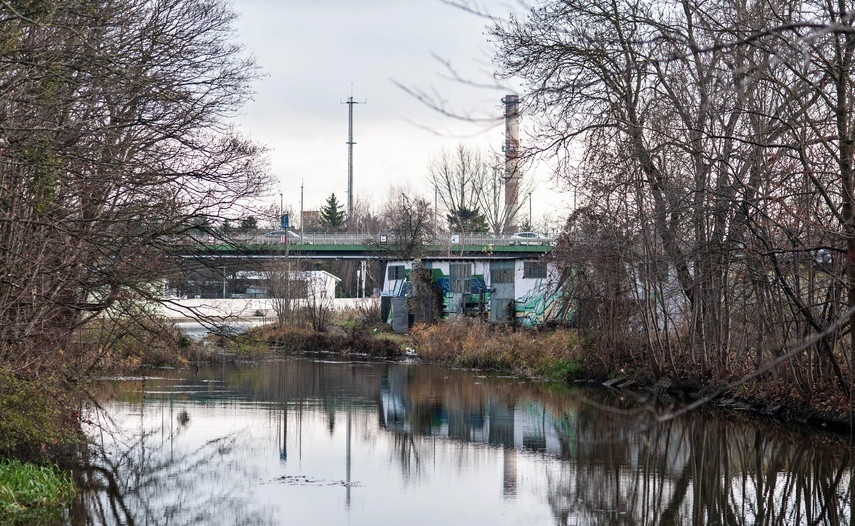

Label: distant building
[234,270,340,300]
[381,257,567,327]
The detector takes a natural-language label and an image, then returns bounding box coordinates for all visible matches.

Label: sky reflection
[74,356,855,526]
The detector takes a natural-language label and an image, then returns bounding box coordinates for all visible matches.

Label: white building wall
[381,258,565,325]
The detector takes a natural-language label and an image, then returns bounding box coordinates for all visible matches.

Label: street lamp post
[528,192,532,231]
[433,186,437,242]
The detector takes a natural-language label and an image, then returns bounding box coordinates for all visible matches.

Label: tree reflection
[377,365,854,525]
[389,431,423,482]
[81,358,854,525]
[542,409,853,525]
[71,403,275,526]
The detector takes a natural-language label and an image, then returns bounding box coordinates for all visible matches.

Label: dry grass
[252,324,404,358]
[331,300,384,329]
[410,318,581,381]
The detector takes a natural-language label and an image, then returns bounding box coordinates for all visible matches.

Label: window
[523,261,547,279]
[388,265,406,281]
[490,268,514,284]
[450,263,471,293]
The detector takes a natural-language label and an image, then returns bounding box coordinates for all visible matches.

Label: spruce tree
[320,193,346,230]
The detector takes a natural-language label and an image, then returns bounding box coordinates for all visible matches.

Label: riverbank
[242,318,854,436]
[418,321,855,434]
[3,311,851,522]
[5,309,848,472]
[236,323,406,358]
[82,295,855,435]
[409,320,855,435]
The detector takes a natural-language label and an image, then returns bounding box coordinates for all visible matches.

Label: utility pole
[343,90,365,219]
[300,181,304,244]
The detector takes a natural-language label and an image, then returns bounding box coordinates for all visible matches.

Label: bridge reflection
[374,363,854,525]
[82,356,854,526]
[379,366,569,458]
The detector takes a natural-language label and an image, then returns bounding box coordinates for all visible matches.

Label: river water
[68,353,853,525]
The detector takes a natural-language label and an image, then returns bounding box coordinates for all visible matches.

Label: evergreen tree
[239,215,258,232]
[320,193,346,230]
[447,206,488,233]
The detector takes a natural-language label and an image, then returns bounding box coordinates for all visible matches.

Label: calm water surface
[70,353,854,525]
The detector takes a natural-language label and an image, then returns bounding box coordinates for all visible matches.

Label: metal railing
[242,231,557,247]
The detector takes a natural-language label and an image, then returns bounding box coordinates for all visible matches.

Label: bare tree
[295,271,335,332]
[264,258,295,329]
[346,195,384,235]
[488,0,855,404]
[0,0,269,375]
[478,151,535,235]
[370,187,434,259]
[426,144,490,233]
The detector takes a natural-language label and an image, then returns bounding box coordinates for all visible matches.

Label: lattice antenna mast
[342,90,366,219]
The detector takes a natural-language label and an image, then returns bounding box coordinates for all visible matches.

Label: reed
[0,458,75,519]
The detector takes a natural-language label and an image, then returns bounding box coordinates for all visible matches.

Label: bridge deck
[185,232,555,259]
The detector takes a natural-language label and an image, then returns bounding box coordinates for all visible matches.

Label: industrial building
[380,257,567,331]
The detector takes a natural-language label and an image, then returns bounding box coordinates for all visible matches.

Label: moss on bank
[0,458,75,523]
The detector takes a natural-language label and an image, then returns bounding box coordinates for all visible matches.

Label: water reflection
[76,355,854,525]
[72,391,275,525]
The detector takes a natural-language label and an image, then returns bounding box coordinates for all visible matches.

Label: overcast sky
[229,0,574,229]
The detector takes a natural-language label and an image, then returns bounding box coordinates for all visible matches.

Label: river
[67,353,853,525]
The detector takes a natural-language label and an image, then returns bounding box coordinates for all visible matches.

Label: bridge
[172,231,560,313]
[186,231,556,259]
